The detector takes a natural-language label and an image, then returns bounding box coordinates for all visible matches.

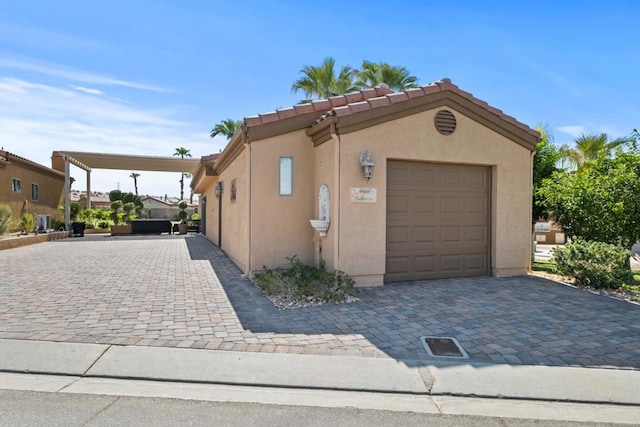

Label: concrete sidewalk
[1,338,639,422]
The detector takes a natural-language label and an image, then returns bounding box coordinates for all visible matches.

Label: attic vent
[434,110,456,135]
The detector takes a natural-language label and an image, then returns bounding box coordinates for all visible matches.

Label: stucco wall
[217,149,249,272]
[337,106,532,285]
[250,130,315,271]
[0,160,64,220]
[313,137,337,271]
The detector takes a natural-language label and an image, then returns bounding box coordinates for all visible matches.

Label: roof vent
[434,110,456,135]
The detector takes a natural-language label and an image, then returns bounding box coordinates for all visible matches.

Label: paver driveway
[0,234,638,369]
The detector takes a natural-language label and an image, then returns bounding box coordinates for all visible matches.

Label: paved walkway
[0,235,638,369]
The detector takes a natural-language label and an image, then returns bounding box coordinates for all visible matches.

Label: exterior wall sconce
[215,181,224,199]
[360,151,375,182]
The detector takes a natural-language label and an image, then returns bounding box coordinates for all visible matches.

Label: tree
[291,57,358,102]
[538,148,640,249]
[558,133,631,172]
[173,147,192,201]
[355,60,418,91]
[129,172,140,196]
[532,125,559,222]
[210,119,242,140]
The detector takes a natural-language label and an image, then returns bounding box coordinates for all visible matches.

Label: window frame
[11,177,21,193]
[31,183,39,201]
[279,156,293,196]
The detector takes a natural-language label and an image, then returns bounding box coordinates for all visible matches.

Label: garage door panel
[386,160,490,282]
[441,226,461,242]
[387,195,409,215]
[387,226,409,244]
[466,253,487,271]
[388,166,410,186]
[440,197,461,214]
[414,226,436,244]
[414,256,436,273]
[386,256,410,275]
[466,225,487,242]
[441,255,462,272]
[466,197,487,214]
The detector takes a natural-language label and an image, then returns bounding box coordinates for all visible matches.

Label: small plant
[122,202,136,223]
[50,218,65,231]
[254,255,357,306]
[21,212,36,234]
[70,203,82,222]
[553,240,632,289]
[0,204,11,235]
[178,201,188,223]
[190,213,200,221]
[110,200,123,225]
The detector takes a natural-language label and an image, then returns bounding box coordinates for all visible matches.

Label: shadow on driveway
[187,236,640,369]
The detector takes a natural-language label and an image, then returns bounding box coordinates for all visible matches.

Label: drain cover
[420,336,468,358]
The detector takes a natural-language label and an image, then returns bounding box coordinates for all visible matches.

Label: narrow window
[230,179,237,203]
[31,183,39,201]
[11,178,21,193]
[279,157,293,196]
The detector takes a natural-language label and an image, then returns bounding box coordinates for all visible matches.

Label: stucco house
[140,196,197,220]
[191,79,539,286]
[0,149,65,219]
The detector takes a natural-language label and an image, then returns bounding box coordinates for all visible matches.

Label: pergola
[51,151,200,229]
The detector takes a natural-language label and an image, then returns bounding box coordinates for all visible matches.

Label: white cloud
[557,125,586,138]
[71,85,104,95]
[0,77,224,197]
[0,58,169,92]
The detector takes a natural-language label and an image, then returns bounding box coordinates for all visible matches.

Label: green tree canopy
[355,60,418,91]
[538,148,640,249]
[532,125,559,223]
[210,119,242,140]
[129,172,140,196]
[173,147,192,201]
[291,57,358,102]
[558,133,632,172]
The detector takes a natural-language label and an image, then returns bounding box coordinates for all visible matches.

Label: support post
[64,160,70,230]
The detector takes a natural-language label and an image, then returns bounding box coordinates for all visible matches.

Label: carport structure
[52,151,200,229]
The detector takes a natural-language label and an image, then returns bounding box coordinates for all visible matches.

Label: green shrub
[553,240,632,289]
[0,204,11,235]
[21,212,35,234]
[178,201,188,222]
[70,203,82,221]
[50,218,65,231]
[254,255,357,303]
[190,213,200,221]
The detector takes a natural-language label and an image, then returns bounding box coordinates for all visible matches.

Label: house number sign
[351,187,377,203]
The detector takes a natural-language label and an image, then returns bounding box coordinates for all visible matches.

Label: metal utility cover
[421,336,468,358]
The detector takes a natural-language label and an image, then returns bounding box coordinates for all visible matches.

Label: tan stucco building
[192,79,539,286]
[0,150,65,219]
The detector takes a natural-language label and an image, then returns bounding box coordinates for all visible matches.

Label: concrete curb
[1,339,638,406]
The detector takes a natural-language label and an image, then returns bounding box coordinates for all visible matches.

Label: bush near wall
[553,240,632,289]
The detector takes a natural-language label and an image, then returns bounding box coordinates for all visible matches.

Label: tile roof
[243,85,394,128]
[313,78,538,138]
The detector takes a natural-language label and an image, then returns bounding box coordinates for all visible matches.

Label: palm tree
[210,119,242,140]
[173,147,192,200]
[355,60,418,91]
[129,172,140,196]
[291,57,358,102]
[559,133,632,171]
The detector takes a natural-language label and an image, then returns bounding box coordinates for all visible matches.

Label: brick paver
[0,234,639,369]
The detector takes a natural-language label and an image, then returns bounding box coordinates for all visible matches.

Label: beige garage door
[385,160,490,282]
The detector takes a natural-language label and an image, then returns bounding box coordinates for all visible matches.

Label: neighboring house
[191,79,539,286]
[0,149,65,219]
[140,196,197,220]
[74,192,112,210]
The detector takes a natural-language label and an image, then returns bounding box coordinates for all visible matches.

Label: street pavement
[0,235,639,424]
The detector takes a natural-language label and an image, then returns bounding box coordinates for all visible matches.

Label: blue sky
[1,1,638,197]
